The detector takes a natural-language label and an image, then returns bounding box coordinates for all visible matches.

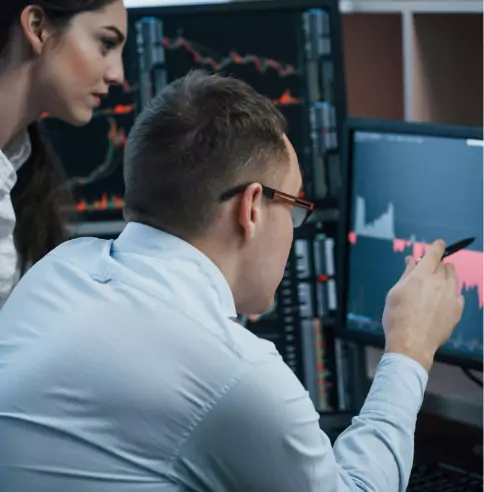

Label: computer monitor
[337,119,483,370]
[43,0,345,237]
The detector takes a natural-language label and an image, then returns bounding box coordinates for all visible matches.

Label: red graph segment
[350,231,484,309]
[41,104,136,121]
[162,36,300,77]
[393,239,483,308]
[75,194,124,213]
[272,89,302,106]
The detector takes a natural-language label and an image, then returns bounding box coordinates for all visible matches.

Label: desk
[320,411,483,474]
[414,413,483,474]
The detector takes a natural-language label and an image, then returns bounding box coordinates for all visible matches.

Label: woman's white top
[0,132,31,307]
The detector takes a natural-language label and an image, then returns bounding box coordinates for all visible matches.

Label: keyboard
[407,462,483,491]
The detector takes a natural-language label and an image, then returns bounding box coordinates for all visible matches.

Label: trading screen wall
[40,2,345,412]
[43,6,341,225]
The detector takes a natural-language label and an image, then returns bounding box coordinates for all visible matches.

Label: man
[0,70,464,491]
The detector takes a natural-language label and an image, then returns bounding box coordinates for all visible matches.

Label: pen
[417,237,475,263]
[441,237,475,259]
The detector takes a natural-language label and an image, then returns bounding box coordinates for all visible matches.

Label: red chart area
[393,239,483,308]
[348,231,483,309]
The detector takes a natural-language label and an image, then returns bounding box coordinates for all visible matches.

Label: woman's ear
[20,5,49,55]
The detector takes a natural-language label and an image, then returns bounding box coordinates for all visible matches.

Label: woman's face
[33,1,127,125]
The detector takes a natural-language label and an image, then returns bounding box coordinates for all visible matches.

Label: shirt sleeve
[175,351,428,492]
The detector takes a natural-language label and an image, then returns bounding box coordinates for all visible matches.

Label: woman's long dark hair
[11,124,73,272]
[1,0,116,272]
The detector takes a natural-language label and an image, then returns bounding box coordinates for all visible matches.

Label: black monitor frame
[127,0,341,26]
[336,118,483,370]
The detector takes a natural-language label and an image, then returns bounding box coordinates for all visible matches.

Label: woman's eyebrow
[102,26,125,43]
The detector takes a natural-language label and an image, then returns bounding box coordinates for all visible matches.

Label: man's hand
[382,240,464,372]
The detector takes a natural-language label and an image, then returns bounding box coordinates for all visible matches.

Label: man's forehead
[284,133,299,159]
[276,134,301,193]
[282,134,297,162]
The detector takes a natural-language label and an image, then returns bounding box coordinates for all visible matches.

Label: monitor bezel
[336,118,484,371]
[126,0,339,16]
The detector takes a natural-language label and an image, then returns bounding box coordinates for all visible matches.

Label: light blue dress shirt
[0,222,428,492]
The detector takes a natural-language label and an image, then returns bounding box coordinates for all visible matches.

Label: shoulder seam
[168,360,259,466]
[47,252,265,364]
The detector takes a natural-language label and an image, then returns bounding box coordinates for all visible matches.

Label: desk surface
[319,411,483,474]
[414,412,483,474]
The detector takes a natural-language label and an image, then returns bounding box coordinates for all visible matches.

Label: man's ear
[237,183,263,241]
[20,5,50,55]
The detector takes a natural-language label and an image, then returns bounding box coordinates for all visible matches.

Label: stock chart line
[349,195,484,308]
[162,36,301,77]
[67,117,126,189]
[41,89,296,124]
[96,104,136,117]
[272,89,302,105]
[41,104,136,121]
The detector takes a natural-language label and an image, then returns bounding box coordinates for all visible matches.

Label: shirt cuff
[361,352,429,418]
[381,352,429,384]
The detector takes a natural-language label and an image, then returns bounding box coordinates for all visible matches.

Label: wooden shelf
[342,13,405,120]
[340,0,483,14]
[412,13,483,125]
[340,6,483,125]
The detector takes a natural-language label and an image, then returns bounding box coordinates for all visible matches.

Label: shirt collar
[114,222,237,318]
[3,131,31,172]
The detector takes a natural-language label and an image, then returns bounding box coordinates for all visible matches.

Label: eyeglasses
[219,184,315,228]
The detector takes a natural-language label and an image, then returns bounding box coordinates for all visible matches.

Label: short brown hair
[123,70,288,238]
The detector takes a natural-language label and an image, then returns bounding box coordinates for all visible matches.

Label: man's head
[124,70,306,315]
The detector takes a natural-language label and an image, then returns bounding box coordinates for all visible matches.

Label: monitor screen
[339,120,483,368]
[43,0,344,236]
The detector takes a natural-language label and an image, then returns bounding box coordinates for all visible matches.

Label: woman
[0,0,126,306]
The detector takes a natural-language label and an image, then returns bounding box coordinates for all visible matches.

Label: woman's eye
[101,38,117,54]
